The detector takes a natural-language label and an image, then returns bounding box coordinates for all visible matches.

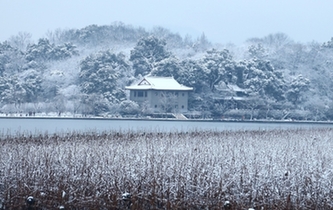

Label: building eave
[125,76,193,91]
[125,86,193,91]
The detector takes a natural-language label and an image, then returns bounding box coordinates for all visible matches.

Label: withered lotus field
[1,128,333,209]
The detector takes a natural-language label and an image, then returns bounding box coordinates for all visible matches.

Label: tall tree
[0,76,26,109]
[192,32,211,52]
[179,59,207,93]
[8,32,32,51]
[0,42,25,75]
[20,69,43,102]
[201,49,235,92]
[248,43,267,60]
[79,50,130,104]
[285,74,310,105]
[130,36,171,76]
[237,59,286,101]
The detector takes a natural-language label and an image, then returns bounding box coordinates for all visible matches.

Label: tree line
[0,22,332,120]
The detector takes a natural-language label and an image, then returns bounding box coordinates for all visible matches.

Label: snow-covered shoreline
[0,113,332,125]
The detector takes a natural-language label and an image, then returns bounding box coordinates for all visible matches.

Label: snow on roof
[227,84,246,92]
[213,96,249,101]
[125,76,193,91]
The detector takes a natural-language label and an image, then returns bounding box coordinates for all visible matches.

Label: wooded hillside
[1,22,332,120]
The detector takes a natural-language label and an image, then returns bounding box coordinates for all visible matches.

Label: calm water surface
[0,118,332,136]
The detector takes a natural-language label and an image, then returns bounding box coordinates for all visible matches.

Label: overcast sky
[2,0,333,44]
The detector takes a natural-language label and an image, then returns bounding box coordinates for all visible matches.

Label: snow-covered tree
[325,101,333,120]
[57,22,148,46]
[322,37,333,48]
[79,50,130,105]
[0,76,26,110]
[179,59,207,93]
[119,100,140,115]
[20,69,43,102]
[159,91,178,113]
[0,43,11,76]
[0,42,26,75]
[285,74,310,105]
[237,59,286,101]
[192,32,211,52]
[80,93,111,115]
[139,101,154,115]
[201,49,235,92]
[8,31,32,51]
[210,102,232,119]
[26,38,53,61]
[246,33,293,69]
[53,94,66,116]
[151,26,184,48]
[25,38,79,62]
[248,43,267,60]
[130,36,171,76]
[150,56,183,78]
[0,77,12,103]
[247,33,291,51]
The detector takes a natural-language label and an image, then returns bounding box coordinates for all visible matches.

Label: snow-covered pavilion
[125,76,193,112]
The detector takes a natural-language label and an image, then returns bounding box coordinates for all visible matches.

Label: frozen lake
[0,117,332,136]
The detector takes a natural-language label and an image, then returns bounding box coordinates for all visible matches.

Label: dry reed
[1,128,333,209]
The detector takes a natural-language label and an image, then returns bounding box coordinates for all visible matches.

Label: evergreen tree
[201,49,235,92]
[130,36,171,76]
[286,74,310,105]
[79,50,130,105]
